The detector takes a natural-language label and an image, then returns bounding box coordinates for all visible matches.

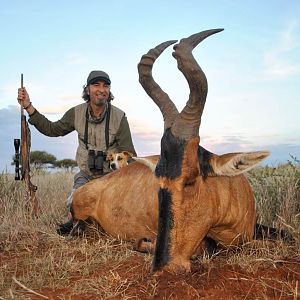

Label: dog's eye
[117,156,123,161]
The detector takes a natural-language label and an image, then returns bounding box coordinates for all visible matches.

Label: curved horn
[171,29,224,139]
[138,40,179,129]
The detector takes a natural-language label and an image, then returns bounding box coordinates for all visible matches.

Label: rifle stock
[14,74,38,216]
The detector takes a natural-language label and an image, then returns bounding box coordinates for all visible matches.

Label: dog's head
[106,151,133,170]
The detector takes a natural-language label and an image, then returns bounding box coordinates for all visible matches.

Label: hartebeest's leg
[133,235,218,257]
[57,198,92,236]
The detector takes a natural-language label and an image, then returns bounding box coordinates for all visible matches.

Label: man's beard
[94,98,106,106]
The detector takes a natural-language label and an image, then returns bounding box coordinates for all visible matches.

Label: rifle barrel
[21,74,24,116]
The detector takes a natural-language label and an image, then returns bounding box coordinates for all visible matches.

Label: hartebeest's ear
[132,156,159,172]
[210,151,270,176]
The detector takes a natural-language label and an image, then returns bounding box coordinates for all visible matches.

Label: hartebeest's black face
[155,128,186,179]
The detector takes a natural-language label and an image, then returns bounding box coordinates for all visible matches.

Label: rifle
[14,74,38,216]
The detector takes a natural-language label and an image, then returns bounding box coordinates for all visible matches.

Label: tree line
[12,150,77,170]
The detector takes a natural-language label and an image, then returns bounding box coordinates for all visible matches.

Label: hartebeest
[69,29,286,273]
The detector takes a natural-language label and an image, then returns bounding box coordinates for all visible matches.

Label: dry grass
[248,162,300,232]
[0,163,299,299]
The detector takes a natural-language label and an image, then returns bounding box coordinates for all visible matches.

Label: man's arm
[115,115,137,156]
[18,86,75,137]
[28,108,75,137]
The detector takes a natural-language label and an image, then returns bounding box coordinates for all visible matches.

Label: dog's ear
[106,153,114,161]
[122,151,133,160]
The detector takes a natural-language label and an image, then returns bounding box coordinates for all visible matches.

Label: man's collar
[86,103,107,123]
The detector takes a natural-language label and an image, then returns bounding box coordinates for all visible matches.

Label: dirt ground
[36,257,300,300]
[1,234,299,300]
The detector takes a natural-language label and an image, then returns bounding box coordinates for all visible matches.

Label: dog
[106,151,134,170]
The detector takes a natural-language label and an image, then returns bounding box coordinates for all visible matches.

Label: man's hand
[17,87,35,115]
[17,87,30,108]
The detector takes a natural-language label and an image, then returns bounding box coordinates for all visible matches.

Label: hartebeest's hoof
[153,258,191,274]
[133,237,155,253]
[68,220,86,238]
[166,261,191,274]
[56,218,74,236]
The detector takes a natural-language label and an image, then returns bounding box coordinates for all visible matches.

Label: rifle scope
[14,138,21,180]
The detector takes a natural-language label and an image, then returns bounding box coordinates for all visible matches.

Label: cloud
[131,122,162,141]
[38,103,77,115]
[263,20,300,78]
[130,120,162,156]
[1,106,299,173]
[0,105,28,173]
[261,144,300,166]
[39,94,83,114]
[0,105,78,173]
[201,135,255,154]
[202,134,300,166]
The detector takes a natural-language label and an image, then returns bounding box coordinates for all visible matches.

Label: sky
[1,0,300,172]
